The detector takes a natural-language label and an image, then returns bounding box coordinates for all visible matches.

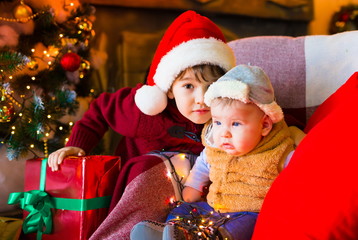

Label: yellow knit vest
[204,120,294,213]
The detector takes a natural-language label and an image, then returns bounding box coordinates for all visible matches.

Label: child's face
[167,68,213,124]
[211,100,272,156]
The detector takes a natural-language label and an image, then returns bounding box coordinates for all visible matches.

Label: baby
[131,64,296,240]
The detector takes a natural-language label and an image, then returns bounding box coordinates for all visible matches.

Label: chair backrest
[228,30,358,127]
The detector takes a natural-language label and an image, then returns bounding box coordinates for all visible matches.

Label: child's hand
[48,147,86,171]
[182,186,202,203]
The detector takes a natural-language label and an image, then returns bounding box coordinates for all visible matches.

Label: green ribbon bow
[8,159,52,240]
[8,190,53,239]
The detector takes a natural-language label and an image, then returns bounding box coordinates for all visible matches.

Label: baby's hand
[48,147,85,171]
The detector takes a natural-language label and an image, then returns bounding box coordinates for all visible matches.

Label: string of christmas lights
[161,152,233,239]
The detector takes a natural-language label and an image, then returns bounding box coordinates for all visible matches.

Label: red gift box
[19,155,120,240]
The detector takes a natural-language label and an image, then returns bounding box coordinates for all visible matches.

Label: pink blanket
[90,161,174,240]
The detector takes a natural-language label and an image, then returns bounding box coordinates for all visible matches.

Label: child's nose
[195,89,205,104]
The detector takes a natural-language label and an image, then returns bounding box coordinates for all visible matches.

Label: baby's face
[211,100,271,156]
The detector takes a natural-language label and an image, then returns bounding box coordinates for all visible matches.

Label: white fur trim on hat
[204,80,250,106]
[134,85,168,116]
[255,101,284,123]
[154,38,236,92]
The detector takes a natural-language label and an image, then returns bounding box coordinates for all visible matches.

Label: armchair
[92,30,358,239]
[227,31,358,239]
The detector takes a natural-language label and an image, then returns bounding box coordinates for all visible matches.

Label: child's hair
[176,64,226,84]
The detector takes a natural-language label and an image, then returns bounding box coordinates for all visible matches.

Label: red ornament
[60,52,81,72]
[339,12,350,22]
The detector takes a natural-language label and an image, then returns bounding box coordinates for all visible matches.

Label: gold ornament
[13,1,33,23]
[77,18,93,32]
[61,37,79,47]
[0,88,15,123]
[79,59,90,79]
[76,17,95,41]
[27,59,39,71]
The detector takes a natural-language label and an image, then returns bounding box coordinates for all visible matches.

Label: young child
[131,64,296,240]
[47,10,236,239]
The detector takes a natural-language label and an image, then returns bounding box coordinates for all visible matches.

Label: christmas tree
[0,0,96,160]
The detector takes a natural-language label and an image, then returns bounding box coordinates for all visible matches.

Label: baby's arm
[278,126,307,171]
[183,186,202,202]
[288,126,306,147]
[48,146,85,171]
[183,150,210,202]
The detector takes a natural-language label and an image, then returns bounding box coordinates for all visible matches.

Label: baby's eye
[233,122,241,127]
[213,120,221,126]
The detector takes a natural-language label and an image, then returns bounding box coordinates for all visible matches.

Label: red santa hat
[134,10,236,115]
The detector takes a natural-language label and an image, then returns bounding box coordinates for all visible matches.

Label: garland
[330,5,358,34]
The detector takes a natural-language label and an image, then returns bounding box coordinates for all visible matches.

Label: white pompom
[134,85,168,115]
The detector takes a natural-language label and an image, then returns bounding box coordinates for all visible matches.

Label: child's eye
[233,122,241,127]
[214,120,221,126]
[184,84,194,89]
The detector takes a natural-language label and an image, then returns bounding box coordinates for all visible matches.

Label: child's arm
[48,146,85,171]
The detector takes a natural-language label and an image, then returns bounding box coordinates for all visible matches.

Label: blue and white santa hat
[204,64,284,123]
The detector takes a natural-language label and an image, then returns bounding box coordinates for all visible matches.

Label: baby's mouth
[221,143,234,149]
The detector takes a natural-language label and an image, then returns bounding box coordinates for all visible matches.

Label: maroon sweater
[66,83,204,163]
